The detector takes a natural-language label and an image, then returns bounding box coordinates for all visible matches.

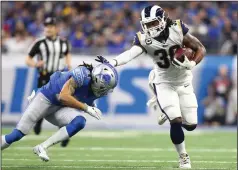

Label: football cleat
[147,96,168,125]
[33,118,43,135]
[1,136,10,150]
[61,139,70,147]
[179,153,191,169]
[33,145,50,162]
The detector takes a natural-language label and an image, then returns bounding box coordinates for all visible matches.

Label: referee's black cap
[44,17,57,26]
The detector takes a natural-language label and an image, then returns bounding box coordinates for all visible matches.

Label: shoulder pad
[72,66,91,87]
[132,31,147,53]
[132,31,142,45]
[174,19,189,36]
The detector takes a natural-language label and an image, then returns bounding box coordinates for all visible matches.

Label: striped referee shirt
[28,36,70,73]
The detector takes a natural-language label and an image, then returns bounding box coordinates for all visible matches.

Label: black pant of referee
[25,17,72,147]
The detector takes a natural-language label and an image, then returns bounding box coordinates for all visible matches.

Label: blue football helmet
[140,5,167,38]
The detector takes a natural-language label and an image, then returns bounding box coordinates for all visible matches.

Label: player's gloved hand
[95,55,109,64]
[84,104,102,120]
[27,90,36,103]
[172,56,196,70]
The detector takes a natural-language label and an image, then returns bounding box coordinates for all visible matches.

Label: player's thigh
[45,107,84,128]
[16,92,59,134]
[178,84,198,125]
[154,83,181,121]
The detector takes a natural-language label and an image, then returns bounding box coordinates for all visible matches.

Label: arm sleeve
[109,45,144,67]
[72,67,84,87]
[28,40,40,58]
[132,33,147,52]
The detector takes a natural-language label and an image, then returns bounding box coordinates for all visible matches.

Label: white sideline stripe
[0,166,230,170]
[3,159,237,164]
[11,146,237,153]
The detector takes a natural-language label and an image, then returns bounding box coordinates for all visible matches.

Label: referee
[25,17,72,147]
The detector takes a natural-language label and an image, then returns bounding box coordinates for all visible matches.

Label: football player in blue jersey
[1,56,118,162]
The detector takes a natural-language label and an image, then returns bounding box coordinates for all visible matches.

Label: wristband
[83,103,88,112]
[113,59,118,67]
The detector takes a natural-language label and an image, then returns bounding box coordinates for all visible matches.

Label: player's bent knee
[66,116,86,137]
[5,129,25,144]
[182,124,197,131]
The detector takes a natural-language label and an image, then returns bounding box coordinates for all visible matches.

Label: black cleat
[61,139,70,147]
[34,119,43,135]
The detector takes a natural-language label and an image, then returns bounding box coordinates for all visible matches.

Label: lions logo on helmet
[140,5,167,38]
[91,63,118,97]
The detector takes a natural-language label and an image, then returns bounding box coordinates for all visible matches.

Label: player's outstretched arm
[110,45,144,67]
[183,33,206,65]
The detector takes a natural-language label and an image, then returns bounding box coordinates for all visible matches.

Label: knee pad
[182,124,197,131]
[170,122,184,145]
[66,116,86,137]
[5,129,25,144]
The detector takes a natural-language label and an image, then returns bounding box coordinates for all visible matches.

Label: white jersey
[135,20,192,85]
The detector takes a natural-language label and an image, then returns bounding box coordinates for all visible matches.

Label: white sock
[175,141,187,155]
[41,126,69,149]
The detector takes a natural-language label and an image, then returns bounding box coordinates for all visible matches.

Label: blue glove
[95,55,109,64]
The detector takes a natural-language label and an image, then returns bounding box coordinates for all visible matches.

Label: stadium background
[1,1,237,128]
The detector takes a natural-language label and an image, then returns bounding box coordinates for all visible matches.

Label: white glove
[27,90,36,103]
[172,55,196,70]
[84,104,102,120]
[147,96,157,108]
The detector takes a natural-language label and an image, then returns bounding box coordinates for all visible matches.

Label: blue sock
[66,116,86,137]
[170,122,184,144]
[5,129,25,144]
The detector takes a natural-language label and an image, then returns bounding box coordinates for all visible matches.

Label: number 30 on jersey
[155,45,180,68]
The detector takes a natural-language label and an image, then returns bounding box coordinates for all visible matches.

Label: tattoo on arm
[68,78,78,95]
[183,33,206,64]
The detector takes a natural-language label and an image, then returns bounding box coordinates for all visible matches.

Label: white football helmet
[140,5,167,38]
[91,63,118,97]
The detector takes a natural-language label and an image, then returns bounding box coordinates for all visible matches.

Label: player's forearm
[183,33,206,65]
[65,54,72,70]
[59,94,87,111]
[110,46,143,67]
[193,45,206,64]
[25,56,37,67]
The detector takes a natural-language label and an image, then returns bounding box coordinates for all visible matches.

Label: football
[173,47,194,62]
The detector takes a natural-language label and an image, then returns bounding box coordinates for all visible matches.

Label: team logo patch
[102,74,111,85]
[145,38,152,45]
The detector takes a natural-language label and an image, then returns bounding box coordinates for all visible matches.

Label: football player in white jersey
[97,5,206,169]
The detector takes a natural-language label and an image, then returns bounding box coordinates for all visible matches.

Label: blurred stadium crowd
[203,64,237,126]
[1,1,237,55]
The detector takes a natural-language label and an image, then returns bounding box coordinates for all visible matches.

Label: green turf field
[1,128,237,170]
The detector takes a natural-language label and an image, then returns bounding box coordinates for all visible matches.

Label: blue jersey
[40,66,98,106]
